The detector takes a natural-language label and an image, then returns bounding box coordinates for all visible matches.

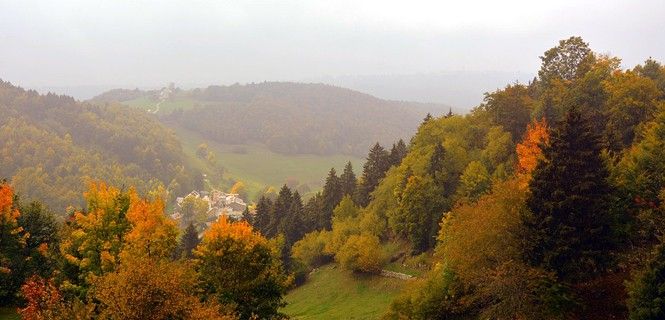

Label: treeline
[0,80,201,210]
[287,37,665,319]
[0,182,288,319]
[96,82,437,156]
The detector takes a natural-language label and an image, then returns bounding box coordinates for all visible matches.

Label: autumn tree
[93,257,232,320]
[123,191,179,259]
[230,181,248,201]
[627,236,665,320]
[522,109,616,282]
[195,216,289,320]
[336,234,384,273]
[59,182,131,294]
[0,183,28,304]
[516,118,550,181]
[456,161,491,202]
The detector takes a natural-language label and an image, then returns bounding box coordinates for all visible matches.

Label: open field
[173,125,363,201]
[282,265,410,320]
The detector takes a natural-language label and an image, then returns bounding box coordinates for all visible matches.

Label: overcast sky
[1,0,664,90]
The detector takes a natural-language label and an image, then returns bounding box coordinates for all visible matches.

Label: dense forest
[93,82,448,156]
[3,36,665,319]
[0,81,201,210]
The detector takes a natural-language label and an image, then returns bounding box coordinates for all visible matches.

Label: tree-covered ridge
[0,80,200,210]
[94,82,447,156]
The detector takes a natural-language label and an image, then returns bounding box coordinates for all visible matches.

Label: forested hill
[92,82,450,156]
[0,80,200,211]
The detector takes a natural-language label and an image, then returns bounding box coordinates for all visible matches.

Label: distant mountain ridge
[92,82,450,156]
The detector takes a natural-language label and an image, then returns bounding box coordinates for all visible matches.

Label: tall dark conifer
[268,185,293,237]
[427,142,446,178]
[303,192,324,232]
[178,222,200,259]
[355,143,391,207]
[321,168,343,230]
[280,191,305,247]
[522,108,615,282]
[389,139,408,167]
[340,162,357,197]
[253,196,273,237]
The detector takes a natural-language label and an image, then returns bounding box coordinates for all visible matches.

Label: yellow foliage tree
[195,216,289,319]
[93,256,234,320]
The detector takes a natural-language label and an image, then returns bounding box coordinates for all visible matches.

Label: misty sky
[2,1,664,93]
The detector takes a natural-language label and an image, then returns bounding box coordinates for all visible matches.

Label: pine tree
[321,168,343,230]
[355,143,391,207]
[445,107,454,118]
[303,193,323,233]
[178,222,200,259]
[389,139,408,167]
[340,161,357,197]
[253,196,273,237]
[522,108,615,282]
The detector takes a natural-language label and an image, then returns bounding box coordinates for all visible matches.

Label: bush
[291,231,332,268]
[336,234,384,273]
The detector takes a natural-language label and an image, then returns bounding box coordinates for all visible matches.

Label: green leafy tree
[539,36,594,84]
[456,161,491,202]
[180,195,209,226]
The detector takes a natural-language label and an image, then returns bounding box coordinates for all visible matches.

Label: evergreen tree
[303,193,323,233]
[177,222,200,259]
[280,191,305,247]
[253,196,273,237]
[269,185,292,237]
[340,161,357,197]
[321,168,343,230]
[428,142,446,178]
[422,113,433,124]
[522,108,615,282]
[355,143,391,207]
[445,107,454,118]
[389,139,408,167]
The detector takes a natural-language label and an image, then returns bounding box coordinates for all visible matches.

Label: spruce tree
[355,143,391,207]
[280,191,305,247]
[522,108,615,282]
[321,168,343,230]
[340,161,357,197]
[428,142,446,178]
[253,196,273,237]
[269,185,292,237]
[389,139,408,167]
[178,222,200,259]
[303,192,324,232]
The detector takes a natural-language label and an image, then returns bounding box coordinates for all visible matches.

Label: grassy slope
[0,307,19,320]
[173,125,363,200]
[283,265,409,320]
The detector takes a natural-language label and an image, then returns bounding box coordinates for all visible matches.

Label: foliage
[538,36,594,84]
[516,118,550,179]
[291,230,332,268]
[92,257,233,320]
[195,216,289,319]
[0,80,198,210]
[0,183,28,303]
[336,234,384,273]
[627,238,665,320]
[179,194,210,226]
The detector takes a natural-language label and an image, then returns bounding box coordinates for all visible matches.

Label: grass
[282,265,410,319]
[122,96,202,114]
[0,307,19,320]
[172,125,363,201]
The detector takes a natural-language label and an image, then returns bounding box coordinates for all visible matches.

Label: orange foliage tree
[516,118,550,182]
[0,183,28,302]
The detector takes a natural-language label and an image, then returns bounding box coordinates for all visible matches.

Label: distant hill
[0,80,200,211]
[92,82,449,156]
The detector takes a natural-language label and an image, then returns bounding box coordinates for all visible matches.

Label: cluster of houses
[171,189,248,227]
